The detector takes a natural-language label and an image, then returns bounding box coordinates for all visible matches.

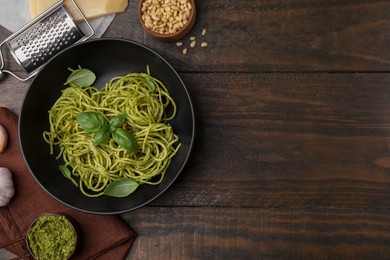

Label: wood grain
[123,207,390,259]
[106,0,390,72]
[2,0,390,259]
[143,72,390,210]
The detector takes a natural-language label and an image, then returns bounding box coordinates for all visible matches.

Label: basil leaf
[76,112,106,133]
[59,165,78,187]
[93,123,111,146]
[144,75,156,91]
[112,128,139,153]
[109,113,127,132]
[64,68,96,87]
[59,165,71,180]
[103,178,139,197]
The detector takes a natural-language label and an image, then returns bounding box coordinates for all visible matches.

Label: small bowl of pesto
[26,213,80,260]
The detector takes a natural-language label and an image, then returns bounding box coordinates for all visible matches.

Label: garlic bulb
[0,124,8,153]
[0,167,15,207]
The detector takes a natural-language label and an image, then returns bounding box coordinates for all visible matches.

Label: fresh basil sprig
[64,66,96,87]
[103,178,139,197]
[59,165,78,186]
[112,128,139,153]
[76,112,106,133]
[59,164,72,179]
[144,74,156,91]
[93,123,111,146]
[109,113,127,132]
[76,111,139,152]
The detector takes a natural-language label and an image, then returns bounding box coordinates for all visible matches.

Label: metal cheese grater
[0,0,94,82]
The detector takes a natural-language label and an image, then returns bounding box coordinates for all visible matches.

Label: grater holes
[7,6,84,73]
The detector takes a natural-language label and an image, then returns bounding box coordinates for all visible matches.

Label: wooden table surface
[2,0,390,259]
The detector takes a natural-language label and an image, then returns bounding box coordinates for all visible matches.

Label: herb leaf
[64,67,96,87]
[93,123,111,146]
[112,128,139,153]
[59,165,71,180]
[103,178,139,197]
[109,113,127,132]
[76,109,138,151]
[59,165,78,187]
[144,75,156,91]
[76,112,106,133]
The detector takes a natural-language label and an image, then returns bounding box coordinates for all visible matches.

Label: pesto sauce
[27,214,76,260]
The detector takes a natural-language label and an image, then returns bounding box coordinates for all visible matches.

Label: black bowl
[19,38,195,214]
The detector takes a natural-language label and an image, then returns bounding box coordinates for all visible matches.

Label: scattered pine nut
[178,28,209,54]
[190,41,196,48]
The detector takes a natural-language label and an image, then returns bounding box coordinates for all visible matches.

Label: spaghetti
[43,70,181,197]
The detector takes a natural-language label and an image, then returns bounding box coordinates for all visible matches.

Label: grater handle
[0,41,5,82]
[1,40,34,82]
[69,0,95,39]
[0,69,33,82]
[0,40,34,82]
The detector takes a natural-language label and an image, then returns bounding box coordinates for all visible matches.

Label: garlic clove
[0,167,15,207]
[0,194,11,206]
[0,124,8,154]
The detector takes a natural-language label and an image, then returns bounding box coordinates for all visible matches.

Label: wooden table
[2,0,390,258]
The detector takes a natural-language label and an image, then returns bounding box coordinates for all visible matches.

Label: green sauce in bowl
[27,214,77,260]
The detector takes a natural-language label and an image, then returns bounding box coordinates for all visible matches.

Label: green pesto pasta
[43,71,181,197]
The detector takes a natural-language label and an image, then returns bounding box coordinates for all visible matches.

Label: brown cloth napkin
[0,107,136,259]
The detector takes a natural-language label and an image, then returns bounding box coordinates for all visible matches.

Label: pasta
[43,70,181,197]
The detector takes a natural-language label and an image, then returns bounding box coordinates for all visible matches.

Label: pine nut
[141,0,193,35]
[190,40,196,48]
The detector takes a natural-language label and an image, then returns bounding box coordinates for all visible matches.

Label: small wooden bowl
[138,0,197,42]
